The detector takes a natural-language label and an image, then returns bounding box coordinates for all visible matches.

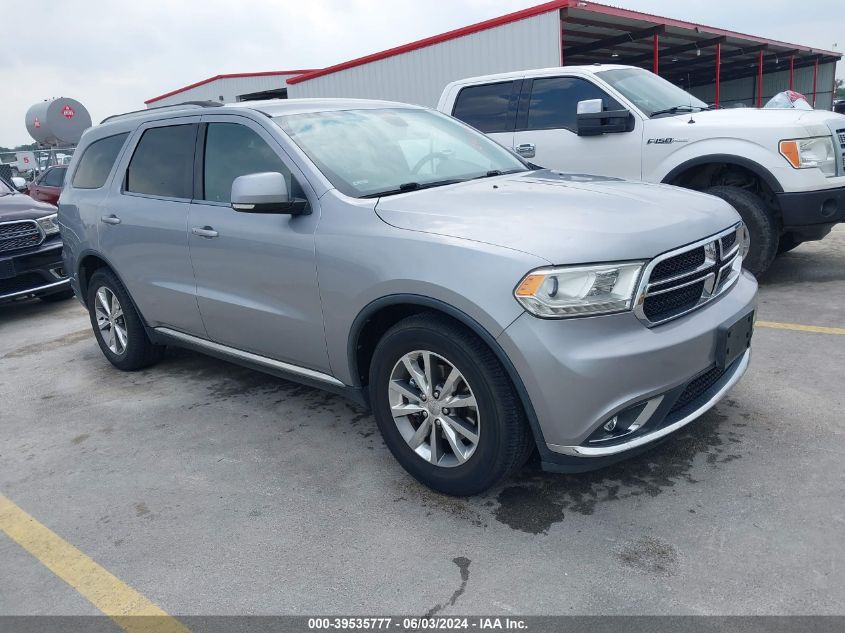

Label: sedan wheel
[389,350,480,467]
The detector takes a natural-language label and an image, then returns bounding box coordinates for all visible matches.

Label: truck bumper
[497,271,758,473]
[0,240,71,303]
[776,185,845,240]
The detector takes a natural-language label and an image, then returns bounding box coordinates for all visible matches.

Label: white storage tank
[25,98,92,146]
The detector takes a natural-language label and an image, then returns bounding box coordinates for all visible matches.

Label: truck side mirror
[576,99,634,137]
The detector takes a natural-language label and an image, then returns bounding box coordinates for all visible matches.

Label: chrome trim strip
[648,259,714,287]
[547,349,751,457]
[647,272,712,296]
[154,327,346,388]
[0,278,70,301]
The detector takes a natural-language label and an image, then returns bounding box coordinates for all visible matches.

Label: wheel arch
[347,294,548,451]
[661,154,784,195]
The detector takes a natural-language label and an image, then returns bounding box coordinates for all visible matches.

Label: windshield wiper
[360,179,465,198]
[650,105,710,117]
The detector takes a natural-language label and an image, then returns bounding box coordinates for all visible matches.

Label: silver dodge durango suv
[59,99,757,495]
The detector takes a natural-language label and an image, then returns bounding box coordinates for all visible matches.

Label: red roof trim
[287,0,570,84]
[288,0,840,86]
[145,70,316,104]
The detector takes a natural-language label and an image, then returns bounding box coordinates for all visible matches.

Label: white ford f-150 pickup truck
[438,64,845,275]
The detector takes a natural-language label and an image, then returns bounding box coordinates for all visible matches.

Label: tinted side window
[202,123,292,203]
[526,77,622,132]
[42,168,66,187]
[72,133,128,189]
[126,124,196,199]
[452,82,516,133]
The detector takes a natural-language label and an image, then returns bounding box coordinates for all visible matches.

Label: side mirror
[11,176,28,192]
[576,99,634,136]
[230,172,309,215]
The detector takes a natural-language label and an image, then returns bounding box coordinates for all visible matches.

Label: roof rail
[100,100,224,124]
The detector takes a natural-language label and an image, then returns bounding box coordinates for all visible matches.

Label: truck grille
[635,224,744,326]
[0,221,43,254]
[837,129,845,176]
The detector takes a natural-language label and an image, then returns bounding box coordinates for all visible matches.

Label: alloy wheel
[94,286,128,355]
[388,350,480,467]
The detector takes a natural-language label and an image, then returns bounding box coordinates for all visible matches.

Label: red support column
[757,49,764,108]
[789,55,795,90]
[715,42,721,108]
[652,33,659,74]
[812,57,818,107]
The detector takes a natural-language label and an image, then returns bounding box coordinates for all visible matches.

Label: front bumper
[776,185,845,238]
[497,270,757,471]
[0,239,70,302]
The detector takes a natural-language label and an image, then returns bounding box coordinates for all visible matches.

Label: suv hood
[0,192,56,222]
[375,170,740,264]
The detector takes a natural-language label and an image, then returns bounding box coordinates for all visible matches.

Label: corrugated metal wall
[287,12,562,106]
[690,62,837,110]
[148,74,300,108]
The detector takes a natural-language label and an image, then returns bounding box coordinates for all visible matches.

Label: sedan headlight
[36,213,60,236]
[514,262,644,318]
[779,136,836,176]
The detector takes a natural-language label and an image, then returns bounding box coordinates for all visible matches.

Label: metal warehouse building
[286,0,840,110]
[144,70,313,108]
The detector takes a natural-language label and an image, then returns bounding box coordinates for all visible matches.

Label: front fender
[651,139,784,194]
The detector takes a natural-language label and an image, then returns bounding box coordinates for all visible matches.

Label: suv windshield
[274,108,528,198]
[597,67,709,117]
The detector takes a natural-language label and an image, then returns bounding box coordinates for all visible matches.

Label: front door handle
[191,226,219,238]
[100,215,121,225]
[515,143,536,158]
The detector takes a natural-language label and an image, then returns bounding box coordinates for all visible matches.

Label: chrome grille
[837,129,845,177]
[0,220,44,254]
[635,224,744,326]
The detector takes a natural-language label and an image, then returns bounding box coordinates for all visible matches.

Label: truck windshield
[597,67,709,117]
[274,108,528,198]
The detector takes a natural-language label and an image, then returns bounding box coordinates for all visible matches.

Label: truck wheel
[705,186,778,277]
[86,269,164,371]
[369,313,533,496]
[777,233,802,255]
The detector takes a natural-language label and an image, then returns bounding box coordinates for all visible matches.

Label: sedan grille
[635,225,743,326]
[0,221,43,254]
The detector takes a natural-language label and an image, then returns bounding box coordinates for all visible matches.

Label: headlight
[514,262,644,318]
[738,223,751,260]
[36,213,60,236]
[779,136,836,176]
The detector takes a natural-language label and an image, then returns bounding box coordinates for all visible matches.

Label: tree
[836,78,845,100]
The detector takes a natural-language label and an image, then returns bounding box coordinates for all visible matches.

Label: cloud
[1,0,841,146]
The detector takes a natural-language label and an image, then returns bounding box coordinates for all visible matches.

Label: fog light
[603,416,618,432]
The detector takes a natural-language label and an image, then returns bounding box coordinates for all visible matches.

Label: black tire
[39,288,74,302]
[369,312,533,496]
[705,185,778,277]
[86,269,164,371]
[777,233,802,255]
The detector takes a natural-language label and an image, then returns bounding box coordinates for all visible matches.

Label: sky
[1,0,842,147]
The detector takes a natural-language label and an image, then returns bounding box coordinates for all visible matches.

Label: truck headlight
[779,137,836,176]
[515,262,644,318]
[36,213,60,236]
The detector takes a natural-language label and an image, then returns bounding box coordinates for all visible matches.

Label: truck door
[512,76,643,180]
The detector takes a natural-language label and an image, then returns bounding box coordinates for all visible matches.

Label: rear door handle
[191,226,218,238]
[515,143,536,158]
[100,215,121,225]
